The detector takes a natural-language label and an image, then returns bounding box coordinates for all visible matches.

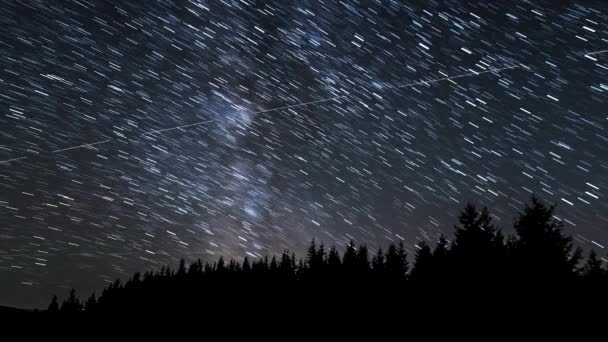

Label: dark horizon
[16,196,608,311]
[40,196,608,315]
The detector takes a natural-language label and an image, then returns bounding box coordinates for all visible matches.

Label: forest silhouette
[43,195,608,316]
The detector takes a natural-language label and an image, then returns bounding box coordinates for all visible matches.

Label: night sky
[1,0,607,309]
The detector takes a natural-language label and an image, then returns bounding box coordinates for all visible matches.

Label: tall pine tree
[512,195,581,280]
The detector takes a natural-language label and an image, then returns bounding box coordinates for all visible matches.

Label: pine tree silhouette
[327,245,341,270]
[397,242,409,277]
[41,195,608,317]
[279,251,296,280]
[372,247,386,275]
[177,258,187,277]
[410,241,433,282]
[434,235,449,259]
[306,238,317,271]
[84,293,97,312]
[432,235,450,280]
[216,256,226,273]
[317,242,326,271]
[384,242,408,281]
[582,250,605,282]
[451,204,504,281]
[342,240,357,276]
[356,244,370,275]
[270,256,278,273]
[60,288,82,313]
[48,295,59,313]
[512,195,581,280]
[242,256,251,273]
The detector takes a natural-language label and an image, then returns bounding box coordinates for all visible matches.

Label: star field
[1,0,607,308]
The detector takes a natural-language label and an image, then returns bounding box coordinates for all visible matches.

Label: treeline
[48,196,608,314]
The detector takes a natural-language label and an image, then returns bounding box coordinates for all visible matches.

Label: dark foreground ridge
[13,196,608,318]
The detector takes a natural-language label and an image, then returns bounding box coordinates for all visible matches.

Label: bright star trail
[0,0,607,309]
[2,60,521,164]
[585,49,608,57]
[52,140,112,153]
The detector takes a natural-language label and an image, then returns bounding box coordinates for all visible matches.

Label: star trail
[1,0,607,308]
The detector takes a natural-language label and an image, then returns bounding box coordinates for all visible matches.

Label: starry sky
[1,0,607,309]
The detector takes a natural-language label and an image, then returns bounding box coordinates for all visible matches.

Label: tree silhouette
[372,247,386,275]
[356,244,370,275]
[84,293,97,312]
[434,235,449,258]
[410,241,433,282]
[342,240,357,276]
[279,251,295,279]
[48,295,59,313]
[41,195,608,317]
[306,238,318,270]
[60,288,82,313]
[581,250,605,281]
[177,259,187,277]
[385,242,408,281]
[451,204,504,280]
[216,257,226,273]
[327,245,341,273]
[317,242,326,268]
[433,235,450,279]
[242,256,251,273]
[269,256,278,273]
[512,195,581,280]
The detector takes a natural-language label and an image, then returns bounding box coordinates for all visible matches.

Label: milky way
[1,0,607,308]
